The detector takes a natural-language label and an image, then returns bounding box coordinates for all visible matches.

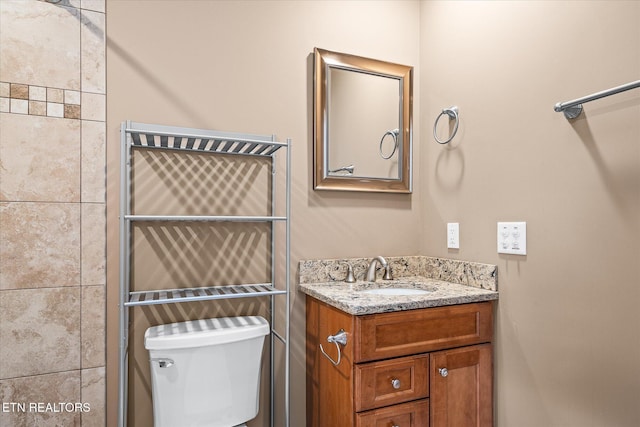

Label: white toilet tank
[145,316,270,427]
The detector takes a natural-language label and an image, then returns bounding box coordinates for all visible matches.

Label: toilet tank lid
[144,316,269,350]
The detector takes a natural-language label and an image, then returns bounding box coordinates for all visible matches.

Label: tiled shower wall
[0,0,106,425]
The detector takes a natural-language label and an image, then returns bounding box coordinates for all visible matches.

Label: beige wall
[106,1,639,427]
[0,0,106,426]
[105,1,421,426]
[420,1,640,426]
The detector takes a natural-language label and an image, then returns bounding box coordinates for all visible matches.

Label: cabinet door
[430,344,492,427]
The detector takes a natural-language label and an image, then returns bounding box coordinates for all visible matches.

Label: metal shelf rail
[118,121,291,427]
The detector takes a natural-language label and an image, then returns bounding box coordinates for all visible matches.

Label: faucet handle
[383,266,393,281]
[344,263,356,283]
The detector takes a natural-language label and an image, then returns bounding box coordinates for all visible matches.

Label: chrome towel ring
[379,128,399,159]
[319,329,348,366]
[433,106,459,144]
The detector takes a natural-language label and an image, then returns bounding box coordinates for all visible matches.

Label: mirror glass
[314,48,413,193]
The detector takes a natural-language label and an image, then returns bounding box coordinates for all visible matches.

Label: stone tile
[0,0,80,90]
[0,202,80,290]
[29,85,46,101]
[81,9,105,94]
[29,100,47,116]
[0,287,81,378]
[0,82,9,97]
[65,103,81,119]
[81,204,105,287]
[0,370,81,425]
[47,87,64,103]
[0,113,80,202]
[81,286,105,368]
[10,83,28,99]
[47,101,64,118]
[81,120,106,203]
[9,98,28,114]
[0,98,9,112]
[81,367,105,426]
[80,92,104,121]
[65,89,81,105]
[81,0,105,13]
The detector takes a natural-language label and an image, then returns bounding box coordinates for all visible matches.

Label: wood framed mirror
[313,48,413,193]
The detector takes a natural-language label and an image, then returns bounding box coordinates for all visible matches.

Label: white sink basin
[361,287,433,296]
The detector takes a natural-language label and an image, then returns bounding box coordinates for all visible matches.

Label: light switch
[447,223,459,249]
[497,222,526,255]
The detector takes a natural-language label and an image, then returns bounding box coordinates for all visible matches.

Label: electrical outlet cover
[447,222,460,249]
[497,222,526,255]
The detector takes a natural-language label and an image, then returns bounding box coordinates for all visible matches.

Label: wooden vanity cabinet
[306,298,494,427]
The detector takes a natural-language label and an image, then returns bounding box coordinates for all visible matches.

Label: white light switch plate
[447,223,459,249]
[497,222,527,255]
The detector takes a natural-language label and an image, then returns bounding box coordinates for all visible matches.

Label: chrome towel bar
[554,80,640,119]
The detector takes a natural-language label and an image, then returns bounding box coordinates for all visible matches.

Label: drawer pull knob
[439,367,449,377]
[391,378,401,389]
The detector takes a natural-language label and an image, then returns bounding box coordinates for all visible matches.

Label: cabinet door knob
[391,378,401,389]
[439,367,448,377]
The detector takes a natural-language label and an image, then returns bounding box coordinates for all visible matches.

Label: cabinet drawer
[355,398,429,427]
[355,302,493,362]
[355,354,429,412]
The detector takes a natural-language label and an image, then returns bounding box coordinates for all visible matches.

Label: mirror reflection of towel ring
[433,106,459,144]
[379,128,399,159]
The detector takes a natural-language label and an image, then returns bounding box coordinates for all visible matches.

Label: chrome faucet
[365,256,393,282]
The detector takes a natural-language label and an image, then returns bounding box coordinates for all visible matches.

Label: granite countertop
[298,276,498,315]
[298,256,499,316]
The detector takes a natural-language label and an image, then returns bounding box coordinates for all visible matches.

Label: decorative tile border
[0,81,81,119]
